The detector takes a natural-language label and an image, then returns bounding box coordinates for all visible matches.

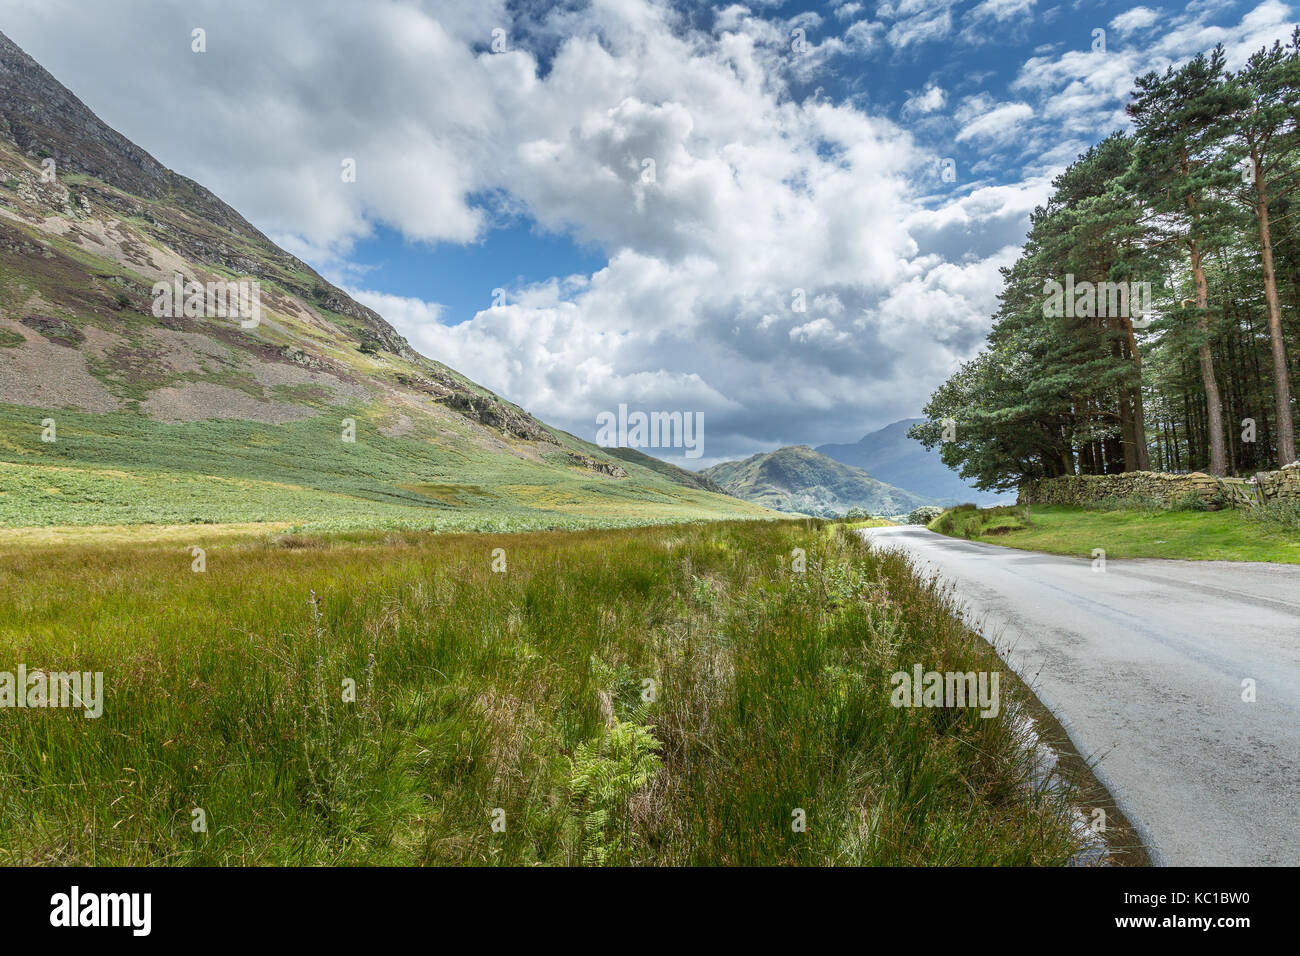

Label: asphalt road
[859,525,1300,866]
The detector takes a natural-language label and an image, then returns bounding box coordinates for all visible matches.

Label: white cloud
[1,0,1293,463]
[955,102,1035,142]
[1014,0,1298,150]
[903,82,947,115]
[844,19,885,51]
[959,0,1037,44]
[970,0,1038,20]
[876,0,958,50]
[1109,6,1161,35]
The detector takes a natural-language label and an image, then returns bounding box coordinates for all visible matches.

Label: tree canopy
[915,35,1300,489]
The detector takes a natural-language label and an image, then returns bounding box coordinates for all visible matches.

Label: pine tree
[1127,49,1239,475]
[1227,38,1300,464]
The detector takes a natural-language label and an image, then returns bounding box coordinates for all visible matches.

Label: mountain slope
[0,31,769,532]
[702,445,934,517]
[817,419,1008,506]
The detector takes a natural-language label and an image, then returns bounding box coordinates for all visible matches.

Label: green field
[0,402,769,533]
[0,520,1087,865]
[930,502,1300,564]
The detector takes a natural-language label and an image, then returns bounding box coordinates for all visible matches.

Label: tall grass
[0,520,1083,865]
[1245,498,1300,533]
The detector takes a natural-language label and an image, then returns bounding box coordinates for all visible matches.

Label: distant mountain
[702,445,934,517]
[817,419,1008,506]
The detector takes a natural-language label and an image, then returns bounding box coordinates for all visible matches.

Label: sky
[1,0,1296,466]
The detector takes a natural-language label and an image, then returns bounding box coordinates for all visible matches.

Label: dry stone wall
[1018,463,1300,507]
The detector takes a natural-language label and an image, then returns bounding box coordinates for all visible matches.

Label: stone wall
[1255,463,1300,502]
[1018,463,1300,507]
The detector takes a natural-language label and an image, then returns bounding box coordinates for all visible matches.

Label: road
[859,525,1300,866]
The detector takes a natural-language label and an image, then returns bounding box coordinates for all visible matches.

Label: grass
[838,517,898,531]
[0,403,770,533]
[0,519,1086,865]
[929,502,1300,564]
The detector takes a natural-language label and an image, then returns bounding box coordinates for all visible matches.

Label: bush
[907,505,944,526]
[929,504,1031,539]
[1247,499,1300,532]
[1170,492,1212,512]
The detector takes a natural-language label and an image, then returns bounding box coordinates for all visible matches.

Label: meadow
[0,403,768,532]
[0,519,1087,865]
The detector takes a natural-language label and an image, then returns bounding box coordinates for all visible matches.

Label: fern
[567,718,662,865]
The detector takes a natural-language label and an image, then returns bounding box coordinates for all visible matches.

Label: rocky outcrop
[557,452,628,478]
[439,391,553,442]
[21,314,83,346]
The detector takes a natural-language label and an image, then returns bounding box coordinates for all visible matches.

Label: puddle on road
[981,641,1151,867]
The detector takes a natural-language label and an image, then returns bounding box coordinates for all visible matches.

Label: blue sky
[349,220,608,326]
[348,0,1177,327]
[2,0,1295,465]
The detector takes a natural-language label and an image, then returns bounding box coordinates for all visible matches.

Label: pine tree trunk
[1111,318,1139,471]
[1241,295,1273,466]
[1252,160,1297,465]
[1122,317,1151,470]
[1189,238,1227,475]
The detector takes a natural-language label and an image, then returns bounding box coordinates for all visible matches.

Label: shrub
[1170,492,1211,512]
[1247,499,1300,532]
[907,506,944,526]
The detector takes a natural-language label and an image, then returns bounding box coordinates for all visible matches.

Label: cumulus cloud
[833,2,865,22]
[1,0,1293,465]
[903,82,947,115]
[1110,6,1161,35]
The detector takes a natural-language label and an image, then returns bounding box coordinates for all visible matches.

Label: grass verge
[929,502,1300,563]
[0,519,1084,865]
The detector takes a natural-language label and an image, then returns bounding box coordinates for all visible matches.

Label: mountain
[817,419,1009,506]
[0,31,767,531]
[701,445,934,517]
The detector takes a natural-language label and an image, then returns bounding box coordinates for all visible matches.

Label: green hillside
[0,30,768,534]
